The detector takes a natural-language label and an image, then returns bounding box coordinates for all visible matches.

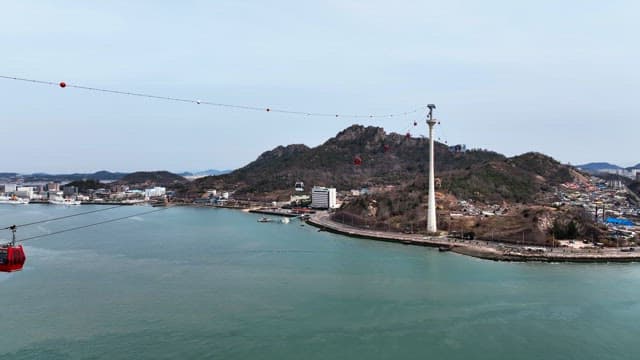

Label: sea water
[1,205,639,359]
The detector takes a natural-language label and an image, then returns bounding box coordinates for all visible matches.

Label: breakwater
[307,212,640,263]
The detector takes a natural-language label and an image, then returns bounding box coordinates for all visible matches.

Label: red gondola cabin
[0,244,25,272]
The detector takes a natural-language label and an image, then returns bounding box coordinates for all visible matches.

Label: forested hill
[118,171,187,187]
[192,125,580,203]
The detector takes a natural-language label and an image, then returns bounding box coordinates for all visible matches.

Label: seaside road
[307,211,640,263]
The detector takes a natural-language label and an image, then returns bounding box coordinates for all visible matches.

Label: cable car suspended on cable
[0,226,26,273]
[353,156,362,166]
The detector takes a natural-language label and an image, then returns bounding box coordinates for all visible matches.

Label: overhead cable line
[15,207,170,243]
[1,205,125,230]
[0,75,428,119]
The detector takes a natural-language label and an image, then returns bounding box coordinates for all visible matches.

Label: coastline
[306,211,640,263]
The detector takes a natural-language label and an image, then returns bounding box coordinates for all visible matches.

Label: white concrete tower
[426,104,438,234]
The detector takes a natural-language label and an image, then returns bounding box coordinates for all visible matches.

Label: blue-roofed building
[605,217,634,227]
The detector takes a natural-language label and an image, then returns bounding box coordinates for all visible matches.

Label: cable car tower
[426,104,438,234]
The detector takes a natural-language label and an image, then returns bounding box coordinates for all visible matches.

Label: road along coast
[307,212,640,263]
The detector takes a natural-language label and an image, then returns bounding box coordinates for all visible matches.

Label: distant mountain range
[0,169,231,183]
[179,169,232,177]
[577,162,640,173]
[0,171,128,182]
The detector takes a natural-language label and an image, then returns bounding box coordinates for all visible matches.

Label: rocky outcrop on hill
[192,125,579,203]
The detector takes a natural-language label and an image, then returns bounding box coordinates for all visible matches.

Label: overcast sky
[1,0,638,173]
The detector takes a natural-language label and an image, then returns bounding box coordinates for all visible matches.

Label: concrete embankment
[248,209,300,218]
[307,212,640,263]
[307,214,454,249]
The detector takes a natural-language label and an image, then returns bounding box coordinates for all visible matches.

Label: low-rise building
[63,186,78,197]
[15,186,34,199]
[145,187,166,198]
[47,182,60,192]
[290,194,310,204]
[3,184,17,194]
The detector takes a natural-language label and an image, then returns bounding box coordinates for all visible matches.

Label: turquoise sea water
[1,205,640,359]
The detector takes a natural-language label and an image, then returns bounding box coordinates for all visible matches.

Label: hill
[15,171,127,182]
[65,179,106,193]
[438,152,575,203]
[192,125,579,203]
[119,171,187,187]
[0,172,18,181]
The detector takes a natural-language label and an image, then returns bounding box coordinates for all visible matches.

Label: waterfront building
[47,182,60,192]
[63,186,78,197]
[144,187,166,198]
[110,184,129,193]
[125,189,145,199]
[3,184,17,194]
[15,186,34,199]
[311,186,337,209]
[289,195,309,203]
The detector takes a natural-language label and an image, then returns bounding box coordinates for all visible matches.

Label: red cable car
[0,226,26,273]
[353,156,362,166]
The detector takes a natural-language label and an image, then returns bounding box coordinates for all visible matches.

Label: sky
[1,0,638,173]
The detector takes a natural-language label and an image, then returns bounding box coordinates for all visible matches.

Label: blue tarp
[606,217,635,226]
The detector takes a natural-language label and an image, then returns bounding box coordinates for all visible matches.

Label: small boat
[0,195,28,205]
[49,196,81,205]
[257,217,272,223]
[280,218,290,224]
[438,246,453,252]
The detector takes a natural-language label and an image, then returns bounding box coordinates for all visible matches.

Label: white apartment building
[144,187,166,198]
[311,186,337,209]
[15,186,34,199]
[3,184,17,193]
